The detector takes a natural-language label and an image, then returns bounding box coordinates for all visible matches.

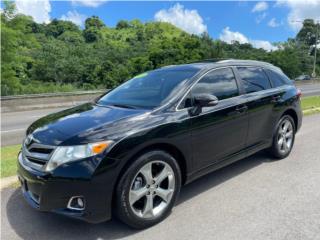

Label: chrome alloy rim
[129,161,175,219]
[277,119,293,154]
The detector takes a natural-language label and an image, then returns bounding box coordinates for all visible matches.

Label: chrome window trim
[175,64,284,112]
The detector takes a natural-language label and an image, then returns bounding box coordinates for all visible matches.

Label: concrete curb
[1,176,18,190]
[303,107,320,115]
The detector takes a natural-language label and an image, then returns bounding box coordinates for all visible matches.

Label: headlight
[45,141,114,172]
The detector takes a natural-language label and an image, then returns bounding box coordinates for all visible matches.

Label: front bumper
[17,152,118,223]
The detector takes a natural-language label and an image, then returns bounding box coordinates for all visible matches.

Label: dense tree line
[1,2,319,96]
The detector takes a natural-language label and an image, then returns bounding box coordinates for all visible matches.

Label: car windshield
[97,68,198,109]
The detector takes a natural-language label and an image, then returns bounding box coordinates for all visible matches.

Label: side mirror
[189,94,219,116]
[194,93,219,107]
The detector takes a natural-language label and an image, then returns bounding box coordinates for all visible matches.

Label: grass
[0,96,319,179]
[301,96,320,115]
[1,145,21,178]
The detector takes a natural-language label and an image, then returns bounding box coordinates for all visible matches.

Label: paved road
[296,82,320,97]
[1,82,320,146]
[1,107,66,146]
[1,114,320,240]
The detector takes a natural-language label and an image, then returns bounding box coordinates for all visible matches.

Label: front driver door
[187,67,249,173]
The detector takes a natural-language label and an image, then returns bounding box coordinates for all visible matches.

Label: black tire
[115,150,181,229]
[268,115,296,159]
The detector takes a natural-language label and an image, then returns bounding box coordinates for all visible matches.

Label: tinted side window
[237,67,271,93]
[191,68,239,100]
[265,69,286,87]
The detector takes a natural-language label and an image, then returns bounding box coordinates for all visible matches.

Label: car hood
[27,103,151,146]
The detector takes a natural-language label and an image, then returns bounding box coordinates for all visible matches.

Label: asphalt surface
[296,82,320,97]
[1,114,320,240]
[1,107,66,146]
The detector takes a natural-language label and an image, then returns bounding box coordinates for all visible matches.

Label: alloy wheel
[129,161,175,219]
[277,119,294,154]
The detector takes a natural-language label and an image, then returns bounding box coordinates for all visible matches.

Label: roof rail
[191,58,276,66]
[188,58,233,64]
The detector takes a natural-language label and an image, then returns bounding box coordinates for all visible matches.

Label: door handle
[235,105,248,113]
[271,95,281,103]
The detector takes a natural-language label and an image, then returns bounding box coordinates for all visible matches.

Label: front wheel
[268,115,295,159]
[115,150,181,229]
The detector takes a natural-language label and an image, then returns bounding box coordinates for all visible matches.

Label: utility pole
[312,21,319,78]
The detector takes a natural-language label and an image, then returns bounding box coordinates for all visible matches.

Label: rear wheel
[115,150,181,229]
[268,115,295,159]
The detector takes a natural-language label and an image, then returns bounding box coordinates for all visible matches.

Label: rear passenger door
[236,66,279,148]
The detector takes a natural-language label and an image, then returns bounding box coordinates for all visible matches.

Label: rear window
[265,69,292,87]
[237,67,271,93]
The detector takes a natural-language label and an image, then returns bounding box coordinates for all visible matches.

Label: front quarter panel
[97,110,193,177]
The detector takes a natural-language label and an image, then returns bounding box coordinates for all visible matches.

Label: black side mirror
[189,93,219,116]
[194,93,219,107]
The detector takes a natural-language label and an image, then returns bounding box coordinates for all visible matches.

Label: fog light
[67,196,85,211]
[77,198,84,208]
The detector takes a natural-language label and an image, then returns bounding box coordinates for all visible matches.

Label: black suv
[18,60,302,229]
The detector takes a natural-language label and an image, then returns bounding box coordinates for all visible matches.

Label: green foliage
[116,20,131,30]
[296,19,319,46]
[301,96,320,115]
[1,144,21,178]
[45,19,80,38]
[301,96,320,110]
[1,3,319,96]
[83,16,105,42]
[85,16,105,29]
[2,0,16,20]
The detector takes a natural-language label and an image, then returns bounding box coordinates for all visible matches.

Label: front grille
[22,140,56,170]
[28,147,53,154]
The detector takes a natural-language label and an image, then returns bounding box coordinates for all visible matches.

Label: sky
[2,0,320,51]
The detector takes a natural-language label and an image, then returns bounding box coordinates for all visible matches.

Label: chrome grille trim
[19,152,44,172]
[21,140,56,171]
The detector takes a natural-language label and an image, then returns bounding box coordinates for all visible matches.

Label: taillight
[296,88,302,98]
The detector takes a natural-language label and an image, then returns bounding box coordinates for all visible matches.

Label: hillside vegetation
[1,2,319,96]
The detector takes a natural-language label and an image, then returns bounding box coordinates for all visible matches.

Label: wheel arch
[118,142,188,185]
[281,108,298,132]
[111,141,188,215]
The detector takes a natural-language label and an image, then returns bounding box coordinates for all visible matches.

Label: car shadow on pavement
[5,152,272,240]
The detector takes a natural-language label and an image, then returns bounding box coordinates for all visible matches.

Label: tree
[2,0,16,20]
[83,16,105,43]
[116,20,131,29]
[83,28,101,43]
[2,11,319,96]
[58,31,84,44]
[1,24,21,95]
[85,16,105,29]
[296,19,319,46]
[45,19,80,38]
